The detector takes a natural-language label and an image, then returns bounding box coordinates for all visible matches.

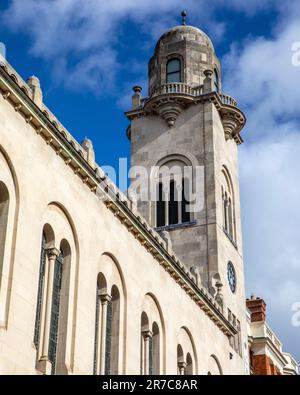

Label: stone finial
[81,138,95,169]
[132,86,142,109]
[190,266,202,287]
[181,10,187,26]
[160,230,172,252]
[27,75,43,106]
[215,281,224,307]
[203,69,214,94]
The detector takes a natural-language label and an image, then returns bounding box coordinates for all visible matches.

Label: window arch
[154,156,193,228]
[35,202,79,375]
[207,355,223,375]
[34,225,73,375]
[0,147,19,329]
[141,315,161,375]
[106,285,120,375]
[94,277,121,375]
[214,68,220,93]
[221,167,236,242]
[152,322,160,375]
[177,327,197,375]
[94,254,125,375]
[48,247,63,375]
[140,294,164,375]
[166,58,181,83]
[0,182,9,285]
[186,353,193,375]
[34,231,47,350]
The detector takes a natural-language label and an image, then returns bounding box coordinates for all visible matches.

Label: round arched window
[214,68,220,92]
[166,58,181,83]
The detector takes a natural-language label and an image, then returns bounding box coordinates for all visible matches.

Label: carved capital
[178,361,187,370]
[99,292,112,305]
[46,247,60,261]
[142,330,153,340]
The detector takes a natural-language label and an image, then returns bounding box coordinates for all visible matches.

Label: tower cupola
[148,24,220,97]
[126,12,244,139]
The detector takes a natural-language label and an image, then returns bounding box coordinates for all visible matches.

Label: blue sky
[1,0,300,364]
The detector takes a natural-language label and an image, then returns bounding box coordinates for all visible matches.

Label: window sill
[223,228,238,250]
[155,221,197,232]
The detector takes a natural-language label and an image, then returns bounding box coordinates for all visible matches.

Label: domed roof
[156,25,214,51]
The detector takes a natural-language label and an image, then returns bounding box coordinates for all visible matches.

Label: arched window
[34,232,46,350]
[49,250,63,375]
[208,355,223,375]
[228,198,233,238]
[0,182,9,282]
[177,348,193,375]
[166,58,181,83]
[186,353,193,375]
[140,296,163,375]
[214,68,220,92]
[34,229,71,375]
[106,285,120,375]
[141,314,160,375]
[222,168,235,242]
[177,344,185,375]
[155,158,192,229]
[152,322,160,375]
[156,178,191,227]
[141,312,150,374]
[177,327,197,375]
[94,275,121,375]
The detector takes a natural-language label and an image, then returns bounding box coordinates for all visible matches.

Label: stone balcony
[265,323,283,352]
[127,81,244,144]
[147,82,237,107]
[150,82,203,97]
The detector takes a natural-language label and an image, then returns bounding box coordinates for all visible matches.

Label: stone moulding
[125,88,246,144]
[0,64,237,338]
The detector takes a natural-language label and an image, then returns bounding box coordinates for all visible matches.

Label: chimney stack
[246,294,266,322]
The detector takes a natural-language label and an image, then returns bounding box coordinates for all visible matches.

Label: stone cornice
[252,337,288,366]
[125,90,246,145]
[0,63,237,338]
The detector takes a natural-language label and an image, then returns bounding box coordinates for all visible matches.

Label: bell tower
[126,12,247,357]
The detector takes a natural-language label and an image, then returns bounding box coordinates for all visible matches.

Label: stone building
[247,296,298,375]
[0,16,297,375]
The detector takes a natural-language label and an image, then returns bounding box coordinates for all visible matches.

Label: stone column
[142,330,152,375]
[99,293,112,375]
[37,247,60,375]
[178,361,187,375]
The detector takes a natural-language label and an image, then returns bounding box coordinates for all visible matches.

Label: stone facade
[0,21,297,376]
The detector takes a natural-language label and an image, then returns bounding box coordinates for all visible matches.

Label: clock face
[227,261,236,293]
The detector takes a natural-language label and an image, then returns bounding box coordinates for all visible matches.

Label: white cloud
[221,3,300,358]
[2,0,286,94]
